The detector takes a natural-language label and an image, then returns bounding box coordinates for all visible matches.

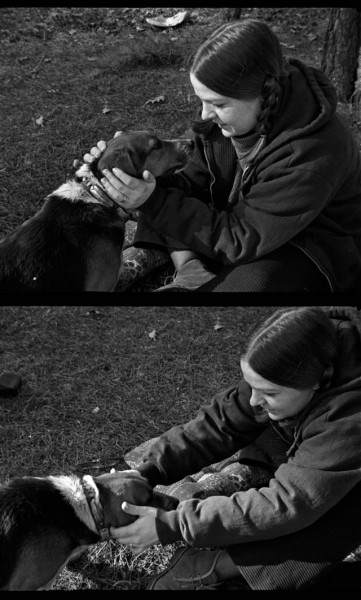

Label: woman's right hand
[83,139,107,164]
[73,131,122,169]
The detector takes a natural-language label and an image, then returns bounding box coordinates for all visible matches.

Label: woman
[110,307,361,589]
[84,19,361,292]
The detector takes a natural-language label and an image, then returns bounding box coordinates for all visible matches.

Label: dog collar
[82,475,110,541]
[81,177,114,208]
[80,173,131,220]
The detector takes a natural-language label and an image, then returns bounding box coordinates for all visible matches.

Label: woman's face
[240,359,318,421]
[190,73,261,137]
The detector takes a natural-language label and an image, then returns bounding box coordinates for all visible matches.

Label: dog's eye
[149,137,161,150]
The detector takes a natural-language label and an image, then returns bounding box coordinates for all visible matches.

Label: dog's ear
[147,136,160,150]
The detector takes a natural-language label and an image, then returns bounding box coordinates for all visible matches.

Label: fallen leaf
[144,95,165,106]
[36,116,44,127]
[102,106,111,114]
[145,10,189,28]
[148,329,157,340]
[214,322,224,331]
[84,309,105,319]
[280,42,296,49]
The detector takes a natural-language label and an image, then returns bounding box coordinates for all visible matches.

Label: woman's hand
[100,167,156,211]
[83,138,109,164]
[73,135,113,171]
[110,502,161,554]
[80,131,156,210]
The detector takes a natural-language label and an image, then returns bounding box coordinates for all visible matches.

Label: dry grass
[0,305,277,589]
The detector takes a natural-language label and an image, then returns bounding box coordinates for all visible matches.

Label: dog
[0,469,179,590]
[0,131,192,292]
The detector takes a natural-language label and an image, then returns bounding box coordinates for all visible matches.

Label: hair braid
[256,75,283,137]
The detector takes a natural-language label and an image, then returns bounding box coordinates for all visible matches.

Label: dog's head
[91,131,192,180]
[93,471,178,528]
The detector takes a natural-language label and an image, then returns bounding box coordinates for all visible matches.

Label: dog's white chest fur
[52,180,98,204]
[48,475,98,534]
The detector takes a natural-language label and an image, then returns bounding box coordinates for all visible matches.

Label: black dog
[0,470,179,590]
[0,131,191,292]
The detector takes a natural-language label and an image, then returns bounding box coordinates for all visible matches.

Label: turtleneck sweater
[227,131,266,206]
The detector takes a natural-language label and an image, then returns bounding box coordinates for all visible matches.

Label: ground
[0,305,276,590]
[1,306,360,590]
[1,6,360,291]
[0,7,360,589]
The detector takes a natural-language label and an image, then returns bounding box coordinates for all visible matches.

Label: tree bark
[321,8,361,102]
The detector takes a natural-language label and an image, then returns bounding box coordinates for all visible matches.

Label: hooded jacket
[138,60,361,291]
[137,308,361,550]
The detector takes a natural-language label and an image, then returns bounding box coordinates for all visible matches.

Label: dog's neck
[81,475,110,541]
[75,164,130,219]
[48,475,109,541]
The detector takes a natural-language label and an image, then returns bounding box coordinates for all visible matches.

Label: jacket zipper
[289,241,333,291]
[204,141,216,206]
[240,165,251,200]
[269,420,293,444]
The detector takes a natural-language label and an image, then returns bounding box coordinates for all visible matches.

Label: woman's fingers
[96,140,107,152]
[82,140,107,164]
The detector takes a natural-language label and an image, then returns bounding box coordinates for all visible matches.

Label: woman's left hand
[100,168,156,211]
[110,502,160,554]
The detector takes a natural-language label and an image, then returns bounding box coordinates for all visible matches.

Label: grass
[0,305,277,589]
[2,305,358,589]
[2,6,360,291]
[1,6,360,588]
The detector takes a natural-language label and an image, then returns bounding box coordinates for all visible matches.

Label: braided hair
[257,74,285,137]
[190,19,287,139]
[241,307,338,391]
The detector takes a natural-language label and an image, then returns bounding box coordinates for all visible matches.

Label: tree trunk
[353,43,361,109]
[222,8,242,22]
[321,8,361,102]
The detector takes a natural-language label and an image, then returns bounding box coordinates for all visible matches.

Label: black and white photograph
[0,5,360,593]
[1,6,361,293]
